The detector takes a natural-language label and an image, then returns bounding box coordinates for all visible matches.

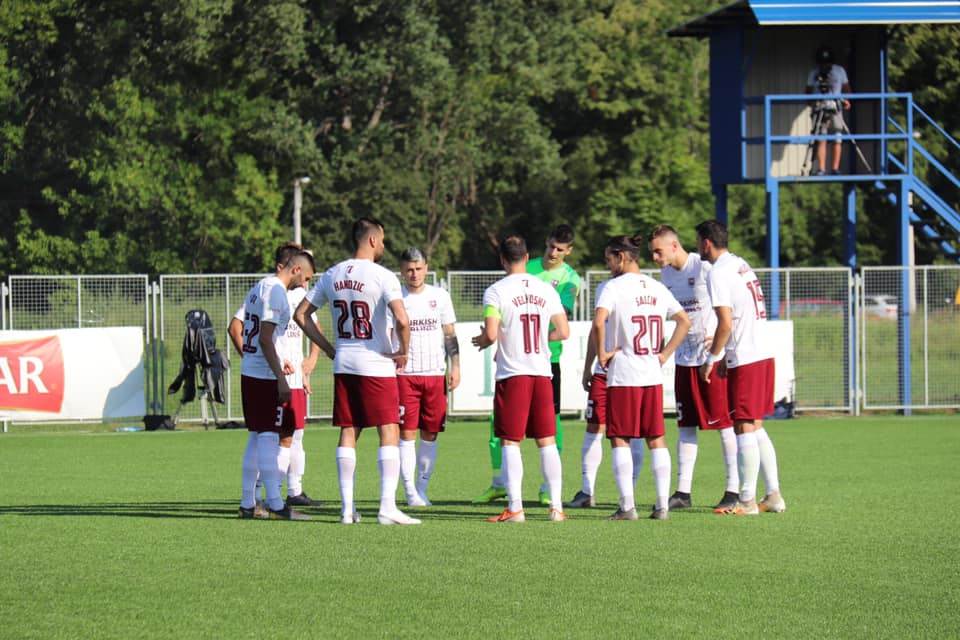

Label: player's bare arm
[593,307,619,368]
[294,298,335,360]
[443,323,461,391]
[301,341,321,395]
[582,324,598,391]
[658,309,691,365]
[701,305,733,383]
[227,317,244,357]
[472,317,499,350]
[548,311,569,342]
[388,298,410,371]
[258,322,292,402]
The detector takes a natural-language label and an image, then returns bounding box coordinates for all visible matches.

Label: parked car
[864,295,897,319]
[779,298,844,316]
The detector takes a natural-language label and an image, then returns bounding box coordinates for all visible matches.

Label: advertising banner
[0,328,145,421]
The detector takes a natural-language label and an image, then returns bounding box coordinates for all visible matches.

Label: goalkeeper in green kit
[473,224,582,505]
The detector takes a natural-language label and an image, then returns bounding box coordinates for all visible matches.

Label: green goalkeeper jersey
[526,257,581,363]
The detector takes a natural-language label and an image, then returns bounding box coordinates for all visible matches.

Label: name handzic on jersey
[410,318,439,331]
[635,296,658,306]
[511,294,546,307]
[334,280,365,292]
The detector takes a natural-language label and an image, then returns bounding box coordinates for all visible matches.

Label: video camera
[813,69,839,114]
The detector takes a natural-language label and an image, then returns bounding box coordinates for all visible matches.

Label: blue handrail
[913,103,960,154]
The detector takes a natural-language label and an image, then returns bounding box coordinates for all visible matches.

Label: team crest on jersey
[429,300,437,308]
[551,279,559,287]
[688,277,695,286]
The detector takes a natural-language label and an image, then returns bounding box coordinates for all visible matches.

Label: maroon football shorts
[493,375,556,442]
[585,373,607,426]
[726,358,775,422]
[398,375,447,433]
[606,384,665,440]
[333,374,401,428]
[674,364,732,430]
[290,388,307,430]
[241,375,295,438]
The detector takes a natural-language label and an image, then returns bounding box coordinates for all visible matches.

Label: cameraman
[805,45,852,176]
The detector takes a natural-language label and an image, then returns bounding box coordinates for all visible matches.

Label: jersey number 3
[334,300,373,340]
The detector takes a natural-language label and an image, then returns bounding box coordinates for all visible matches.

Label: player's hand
[390,352,408,372]
[323,345,336,360]
[302,357,317,378]
[716,360,728,379]
[658,352,670,366]
[597,348,619,370]
[303,378,312,395]
[842,99,851,110]
[471,330,489,350]
[447,367,461,391]
[282,360,295,375]
[582,370,592,392]
[277,379,292,404]
[699,361,713,383]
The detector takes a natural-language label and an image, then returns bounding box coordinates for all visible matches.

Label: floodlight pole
[292,176,311,245]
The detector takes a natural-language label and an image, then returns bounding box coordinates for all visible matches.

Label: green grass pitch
[1,416,959,638]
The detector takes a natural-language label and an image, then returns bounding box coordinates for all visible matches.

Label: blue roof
[670,0,960,37]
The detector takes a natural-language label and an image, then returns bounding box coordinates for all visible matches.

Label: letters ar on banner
[0,328,145,421]
[450,321,795,415]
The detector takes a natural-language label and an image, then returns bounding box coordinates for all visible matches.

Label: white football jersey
[397,285,457,376]
[306,258,402,377]
[596,272,683,387]
[592,280,615,376]
[234,287,314,388]
[239,275,291,380]
[660,253,717,367]
[482,273,564,380]
[705,251,773,368]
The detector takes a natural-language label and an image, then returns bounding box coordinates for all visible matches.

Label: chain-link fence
[4,275,153,422]
[861,266,960,409]
[3,266,957,422]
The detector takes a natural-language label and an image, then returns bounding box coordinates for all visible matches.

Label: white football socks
[719,427,740,493]
[240,432,259,509]
[256,432,284,511]
[416,439,438,497]
[650,446,671,511]
[539,444,563,510]
[378,445,401,514]
[398,439,418,498]
[755,427,781,494]
[737,432,760,503]
[580,431,603,495]
[287,429,305,497]
[502,445,524,512]
[611,445,635,511]
[277,445,291,499]
[336,446,357,518]
[676,426,698,494]
[630,438,645,483]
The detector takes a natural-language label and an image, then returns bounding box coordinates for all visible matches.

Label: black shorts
[551,362,561,415]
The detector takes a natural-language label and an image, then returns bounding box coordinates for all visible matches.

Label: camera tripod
[802,102,873,176]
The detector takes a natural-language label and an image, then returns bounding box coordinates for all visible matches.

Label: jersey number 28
[334,300,373,340]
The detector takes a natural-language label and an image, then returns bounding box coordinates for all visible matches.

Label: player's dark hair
[548,224,575,245]
[275,242,303,267]
[352,217,384,248]
[648,224,679,242]
[694,219,729,249]
[605,234,644,261]
[400,247,426,263]
[293,250,315,273]
[499,235,528,264]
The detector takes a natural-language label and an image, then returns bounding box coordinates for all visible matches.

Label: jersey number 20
[631,315,663,355]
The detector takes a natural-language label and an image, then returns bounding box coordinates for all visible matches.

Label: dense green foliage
[1,417,959,638]
[1,1,957,275]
